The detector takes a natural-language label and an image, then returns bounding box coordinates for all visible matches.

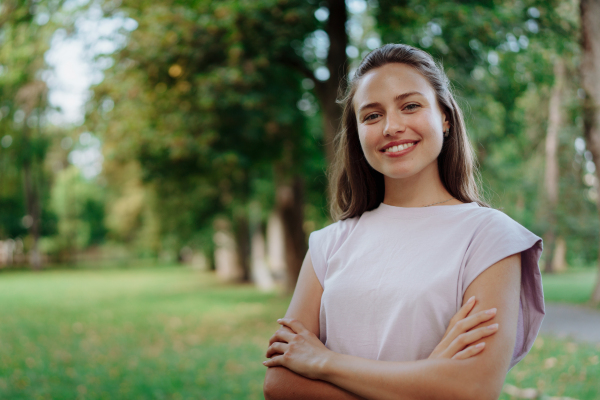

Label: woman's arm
[263,251,365,400]
[264,367,365,400]
[267,253,522,400]
[265,299,497,400]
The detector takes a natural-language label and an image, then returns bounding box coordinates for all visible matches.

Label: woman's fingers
[445,323,499,357]
[277,318,308,334]
[268,326,295,346]
[452,342,486,360]
[437,308,497,353]
[453,296,476,324]
[429,301,500,361]
[441,296,476,341]
[263,354,284,367]
[448,308,497,339]
[266,341,288,358]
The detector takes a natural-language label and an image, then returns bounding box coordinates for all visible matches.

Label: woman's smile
[380,140,419,157]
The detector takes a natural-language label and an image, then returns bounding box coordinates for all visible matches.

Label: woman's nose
[383,112,406,136]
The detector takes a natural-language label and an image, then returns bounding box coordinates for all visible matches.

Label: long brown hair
[329,43,489,220]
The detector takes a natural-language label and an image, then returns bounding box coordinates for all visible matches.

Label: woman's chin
[379,158,439,181]
[381,170,418,180]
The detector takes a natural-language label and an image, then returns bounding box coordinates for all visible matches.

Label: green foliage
[86,0,324,252]
[0,197,27,238]
[44,166,107,253]
[0,0,62,248]
[1,0,598,273]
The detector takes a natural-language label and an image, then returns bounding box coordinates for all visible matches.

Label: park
[1,0,600,399]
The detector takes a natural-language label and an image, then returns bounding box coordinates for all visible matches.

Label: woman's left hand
[263,318,331,380]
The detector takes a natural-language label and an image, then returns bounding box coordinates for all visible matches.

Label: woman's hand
[263,318,331,380]
[428,296,499,360]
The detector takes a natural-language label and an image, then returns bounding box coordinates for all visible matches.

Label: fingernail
[263,361,267,365]
[476,342,485,348]
[277,319,282,322]
[468,296,475,304]
[487,323,499,330]
[486,308,497,315]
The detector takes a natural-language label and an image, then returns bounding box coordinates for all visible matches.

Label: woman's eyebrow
[357,91,424,114]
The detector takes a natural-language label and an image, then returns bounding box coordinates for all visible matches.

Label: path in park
[540,303,600,343]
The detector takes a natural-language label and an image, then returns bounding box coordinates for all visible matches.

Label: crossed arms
[263,250,522,400]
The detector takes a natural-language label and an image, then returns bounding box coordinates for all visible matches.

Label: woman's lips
[382,141,418,157]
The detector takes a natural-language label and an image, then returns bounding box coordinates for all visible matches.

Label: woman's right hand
[428,296,499,360]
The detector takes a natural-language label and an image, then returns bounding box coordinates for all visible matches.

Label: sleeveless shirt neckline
[376,201,479,219]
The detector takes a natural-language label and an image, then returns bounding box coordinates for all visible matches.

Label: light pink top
[309,202,544,369]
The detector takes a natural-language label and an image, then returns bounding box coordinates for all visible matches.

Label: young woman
[263,44,544,400]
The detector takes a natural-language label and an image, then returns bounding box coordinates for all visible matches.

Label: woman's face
[353,63,449,180]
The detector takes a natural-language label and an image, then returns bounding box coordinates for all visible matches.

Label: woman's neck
[382,162,458,208]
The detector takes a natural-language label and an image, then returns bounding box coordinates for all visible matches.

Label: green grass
[542,269,598,304]
[0,266,289,400]
[501,336,600,400]
[0,266,598,399]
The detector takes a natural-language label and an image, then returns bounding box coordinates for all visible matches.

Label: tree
[86,0,324,286]
[0,1,61,268]
[580,0,600,305]
[543,58,565,273]
[47,165,107,256]
[286,0,348,165]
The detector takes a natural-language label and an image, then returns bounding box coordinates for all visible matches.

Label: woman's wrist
[318,349,343,381]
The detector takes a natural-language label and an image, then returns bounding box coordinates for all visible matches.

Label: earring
[444,128,450,137]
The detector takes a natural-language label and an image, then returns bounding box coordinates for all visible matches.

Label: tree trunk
[543,58,565,274]
[580,0,600,305]
[266,210,287,283]
[276,176,308,294]
[234,214,251,282]
[213,218,244,282]
[313,0,349,164]
[250,221,275,291]
[270,0,347,292]
[22,157,42,270]
[552,236,567,272]
[16,83,47,270]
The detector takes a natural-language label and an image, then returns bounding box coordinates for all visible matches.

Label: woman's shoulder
[309,214,364,258]
[308,216,362,287]
[310,215,361,244]
[466,205,539,238]
[461,205,543,283]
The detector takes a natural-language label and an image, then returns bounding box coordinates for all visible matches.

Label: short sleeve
[308,217,359,289]
[462,210,544,369]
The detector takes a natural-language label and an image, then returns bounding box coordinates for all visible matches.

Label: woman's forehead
[353,63,434,107]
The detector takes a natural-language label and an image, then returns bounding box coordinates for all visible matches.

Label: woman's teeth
[384,142,416,153]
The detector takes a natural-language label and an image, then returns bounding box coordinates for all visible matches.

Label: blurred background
[1,0,599,398]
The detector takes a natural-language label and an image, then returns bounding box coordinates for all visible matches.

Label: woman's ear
[442,112,450,133]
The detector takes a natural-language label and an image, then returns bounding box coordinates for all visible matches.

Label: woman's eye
[404,103,420,111]
[364,113,380,122]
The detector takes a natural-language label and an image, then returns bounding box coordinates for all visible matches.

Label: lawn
[501,336,600,400]
[0,266,288,400]
[0,266,598,399]
[542,269,598,305]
